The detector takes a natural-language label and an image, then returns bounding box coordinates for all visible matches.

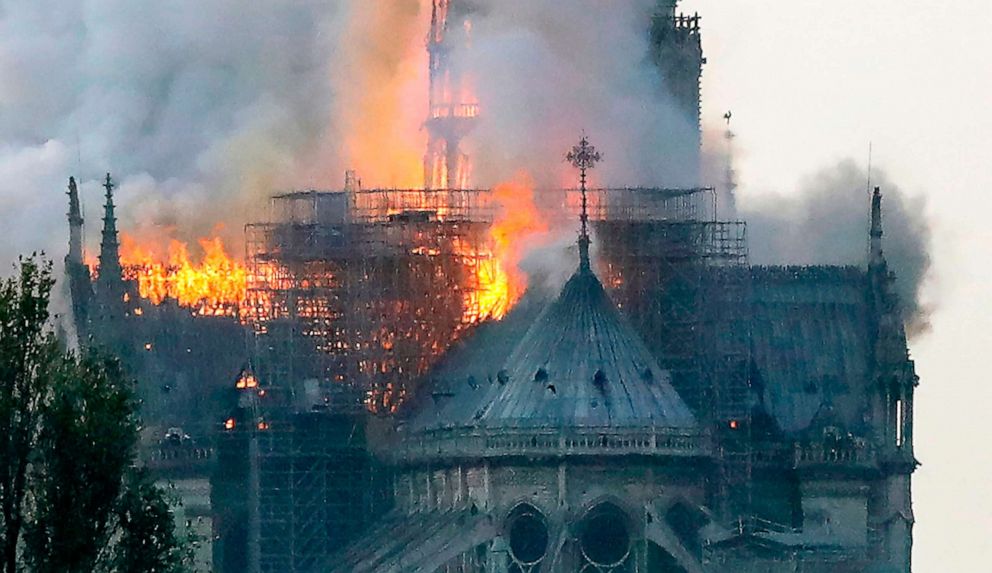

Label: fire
[332,0,432,188]
[469,173,548,321]
[120,233,247,316]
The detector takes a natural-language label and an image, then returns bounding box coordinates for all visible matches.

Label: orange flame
[333,0,432,188]
[468,173,548,321]
[120,233,247,316]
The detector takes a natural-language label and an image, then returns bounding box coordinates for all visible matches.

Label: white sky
[682,1,992,570]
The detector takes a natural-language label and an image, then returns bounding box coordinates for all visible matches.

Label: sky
[682,1,992,570]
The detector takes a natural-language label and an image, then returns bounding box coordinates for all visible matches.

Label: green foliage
[0,256,58,573]
[23,352,137,573]
[111,468,194,573]
[0,256,193,573]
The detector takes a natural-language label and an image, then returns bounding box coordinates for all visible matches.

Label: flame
[333,0,432,188]
[236,371,258,389]
[120,233,247,316]
[468,173,548,321]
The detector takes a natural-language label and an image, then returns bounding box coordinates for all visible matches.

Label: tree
[23,352,136,573]
[0,256,192,572]
[0,256,57,573]
[112,468,194,573]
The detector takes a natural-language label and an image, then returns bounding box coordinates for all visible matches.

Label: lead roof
[410,263,697,431]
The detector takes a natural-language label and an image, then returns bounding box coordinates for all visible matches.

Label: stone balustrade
[391,426,710,464]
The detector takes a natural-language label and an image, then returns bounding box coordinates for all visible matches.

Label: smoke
[327,1,430,189]
[1,3,933,337]
[461,0,699,189]
[0,0,348,267]
[740,160,933,333]
[0,0,698,268]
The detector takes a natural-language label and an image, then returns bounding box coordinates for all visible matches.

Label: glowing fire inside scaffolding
[115,182,539,332]
[119,233,247,317]
[118,223,521,325]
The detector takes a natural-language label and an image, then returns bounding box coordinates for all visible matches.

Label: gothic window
[507,504,549,573]
[579,503,632,572]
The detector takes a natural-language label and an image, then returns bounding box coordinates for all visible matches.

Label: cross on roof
[566,135,602,272]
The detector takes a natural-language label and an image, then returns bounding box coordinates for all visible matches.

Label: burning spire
[424,0,478,190]
[566,135,602,273]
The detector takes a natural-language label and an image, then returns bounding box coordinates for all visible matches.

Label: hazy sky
[683,1,992,569]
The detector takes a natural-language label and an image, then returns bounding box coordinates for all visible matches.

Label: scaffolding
[244,189,496,414]
[231,186,754,572]
[251,412,379,573]
[243,185,749,416]
[591,194,753,524]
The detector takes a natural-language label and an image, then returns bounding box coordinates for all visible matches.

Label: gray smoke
[1,2,933,338]
[463,0,699,188]
[0,1,343,266]
[740,160,932,334]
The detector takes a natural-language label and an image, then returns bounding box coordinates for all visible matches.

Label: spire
[98,172,122,284]
[66,176,84,265]
[869,185,885,268]
[566,135,602,273]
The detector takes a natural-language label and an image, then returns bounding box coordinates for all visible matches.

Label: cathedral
[60,3,920,572]
[325,155,918,573]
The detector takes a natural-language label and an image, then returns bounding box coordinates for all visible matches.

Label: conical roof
[477,265,695,428]
[411,264,696,430]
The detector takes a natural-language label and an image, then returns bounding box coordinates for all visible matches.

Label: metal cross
[566,135,602,271]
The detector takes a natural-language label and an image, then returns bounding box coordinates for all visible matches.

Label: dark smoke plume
[740,160,933,334]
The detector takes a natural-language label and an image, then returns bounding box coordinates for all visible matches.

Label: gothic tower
[867,186,917,571]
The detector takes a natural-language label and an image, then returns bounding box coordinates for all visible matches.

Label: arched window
[579,503,632,572]
[506,504,549,573]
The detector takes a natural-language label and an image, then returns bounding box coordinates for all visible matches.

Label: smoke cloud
[327,1,430,189]
[0,1,348,267]
[740,160,933,333]
[0,0,698,268]
[463,0,699,189]
[1,1,932,336]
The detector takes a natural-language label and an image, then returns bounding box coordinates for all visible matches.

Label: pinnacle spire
[869,186,885,268]
[67,176,82,224]
[98,172,122,285]
[566,134,602,273]
[66,177,84,265]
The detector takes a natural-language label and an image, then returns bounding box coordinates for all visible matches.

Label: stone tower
[867,187,917,570]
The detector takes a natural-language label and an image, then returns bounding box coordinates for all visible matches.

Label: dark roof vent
[593,369,608,392]
[431,391,455,404]
[497,369,510,385]
[534,368,548,383]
